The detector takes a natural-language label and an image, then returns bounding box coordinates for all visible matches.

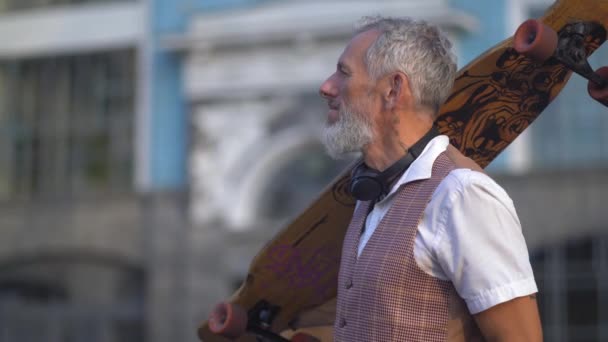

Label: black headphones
[349,126,440,202]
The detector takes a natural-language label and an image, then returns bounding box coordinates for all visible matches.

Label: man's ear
[385,72,410,108]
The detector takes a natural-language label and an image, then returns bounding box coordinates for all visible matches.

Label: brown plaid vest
[334,152,483,341]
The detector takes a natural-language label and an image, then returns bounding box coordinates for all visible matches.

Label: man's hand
[474,295,543,342]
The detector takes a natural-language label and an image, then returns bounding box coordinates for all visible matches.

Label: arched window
[258,143,352,222]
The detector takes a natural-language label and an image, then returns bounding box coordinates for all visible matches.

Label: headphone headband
[349,126,440,202]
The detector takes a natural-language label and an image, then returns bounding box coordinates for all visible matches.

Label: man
[318,17,542,341]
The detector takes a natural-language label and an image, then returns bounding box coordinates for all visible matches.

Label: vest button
[346,279,353,289]
[339,318,346,328]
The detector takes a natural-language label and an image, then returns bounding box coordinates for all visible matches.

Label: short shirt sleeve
[430,169,538,314]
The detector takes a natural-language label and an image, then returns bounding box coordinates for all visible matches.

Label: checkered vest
[334,152,469,341]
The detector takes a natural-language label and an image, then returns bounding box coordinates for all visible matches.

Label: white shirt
[357,135,537,314]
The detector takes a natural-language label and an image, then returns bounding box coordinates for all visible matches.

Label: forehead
[339,29,381,66]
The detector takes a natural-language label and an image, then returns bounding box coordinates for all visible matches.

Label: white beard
[322,103,374,159]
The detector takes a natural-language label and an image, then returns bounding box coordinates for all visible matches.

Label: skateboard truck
[208,300,320,341]
[554,22,607,88]
[247,300,289,342]
[208,300,288,341]
[247,301,320,342]
[514,19,608,105]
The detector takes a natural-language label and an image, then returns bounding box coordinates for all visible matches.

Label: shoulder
[430,166,515,221]
[444,144,484,173]
[432,144,511,203]
[423,166,513,240]
[444,168,507,193]
[436,166,509,196]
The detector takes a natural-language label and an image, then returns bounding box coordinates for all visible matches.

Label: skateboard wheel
[588,66,608,107]
[514,19,558,62]
[291,332,321,342]
[208,302,248,339]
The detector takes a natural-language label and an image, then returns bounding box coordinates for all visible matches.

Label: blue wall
[147,0,186,190]
[451,0,508,67]
[145,0,514,189]
[147,0,264,190]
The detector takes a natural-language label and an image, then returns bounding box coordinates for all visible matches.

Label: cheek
[340,84,361,104]
[351,90,376,110]
[361,95,383,125]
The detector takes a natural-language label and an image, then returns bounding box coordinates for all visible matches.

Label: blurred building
[0,0,188,341]
[0,0,606,342]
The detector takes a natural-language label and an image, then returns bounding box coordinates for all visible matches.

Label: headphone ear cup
[350,175,383,201]
[350,163,384,201]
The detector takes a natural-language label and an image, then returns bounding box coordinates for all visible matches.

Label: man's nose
[319,75,337,99]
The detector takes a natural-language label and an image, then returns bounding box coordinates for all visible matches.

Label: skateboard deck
[200,0,608,340]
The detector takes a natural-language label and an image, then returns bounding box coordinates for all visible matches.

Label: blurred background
[0,0,606,341]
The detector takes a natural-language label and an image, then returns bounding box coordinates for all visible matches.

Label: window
[531,236,608,342]
[0,0,135,12]
[0,49,135,200]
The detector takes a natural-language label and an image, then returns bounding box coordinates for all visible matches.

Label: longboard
[200,0,608,340]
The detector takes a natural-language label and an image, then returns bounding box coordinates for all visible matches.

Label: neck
[363,108,434,171]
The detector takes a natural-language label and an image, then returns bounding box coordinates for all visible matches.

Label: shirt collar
[378,135,450,204]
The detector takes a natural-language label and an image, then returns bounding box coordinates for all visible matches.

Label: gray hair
[355,16,457,113]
